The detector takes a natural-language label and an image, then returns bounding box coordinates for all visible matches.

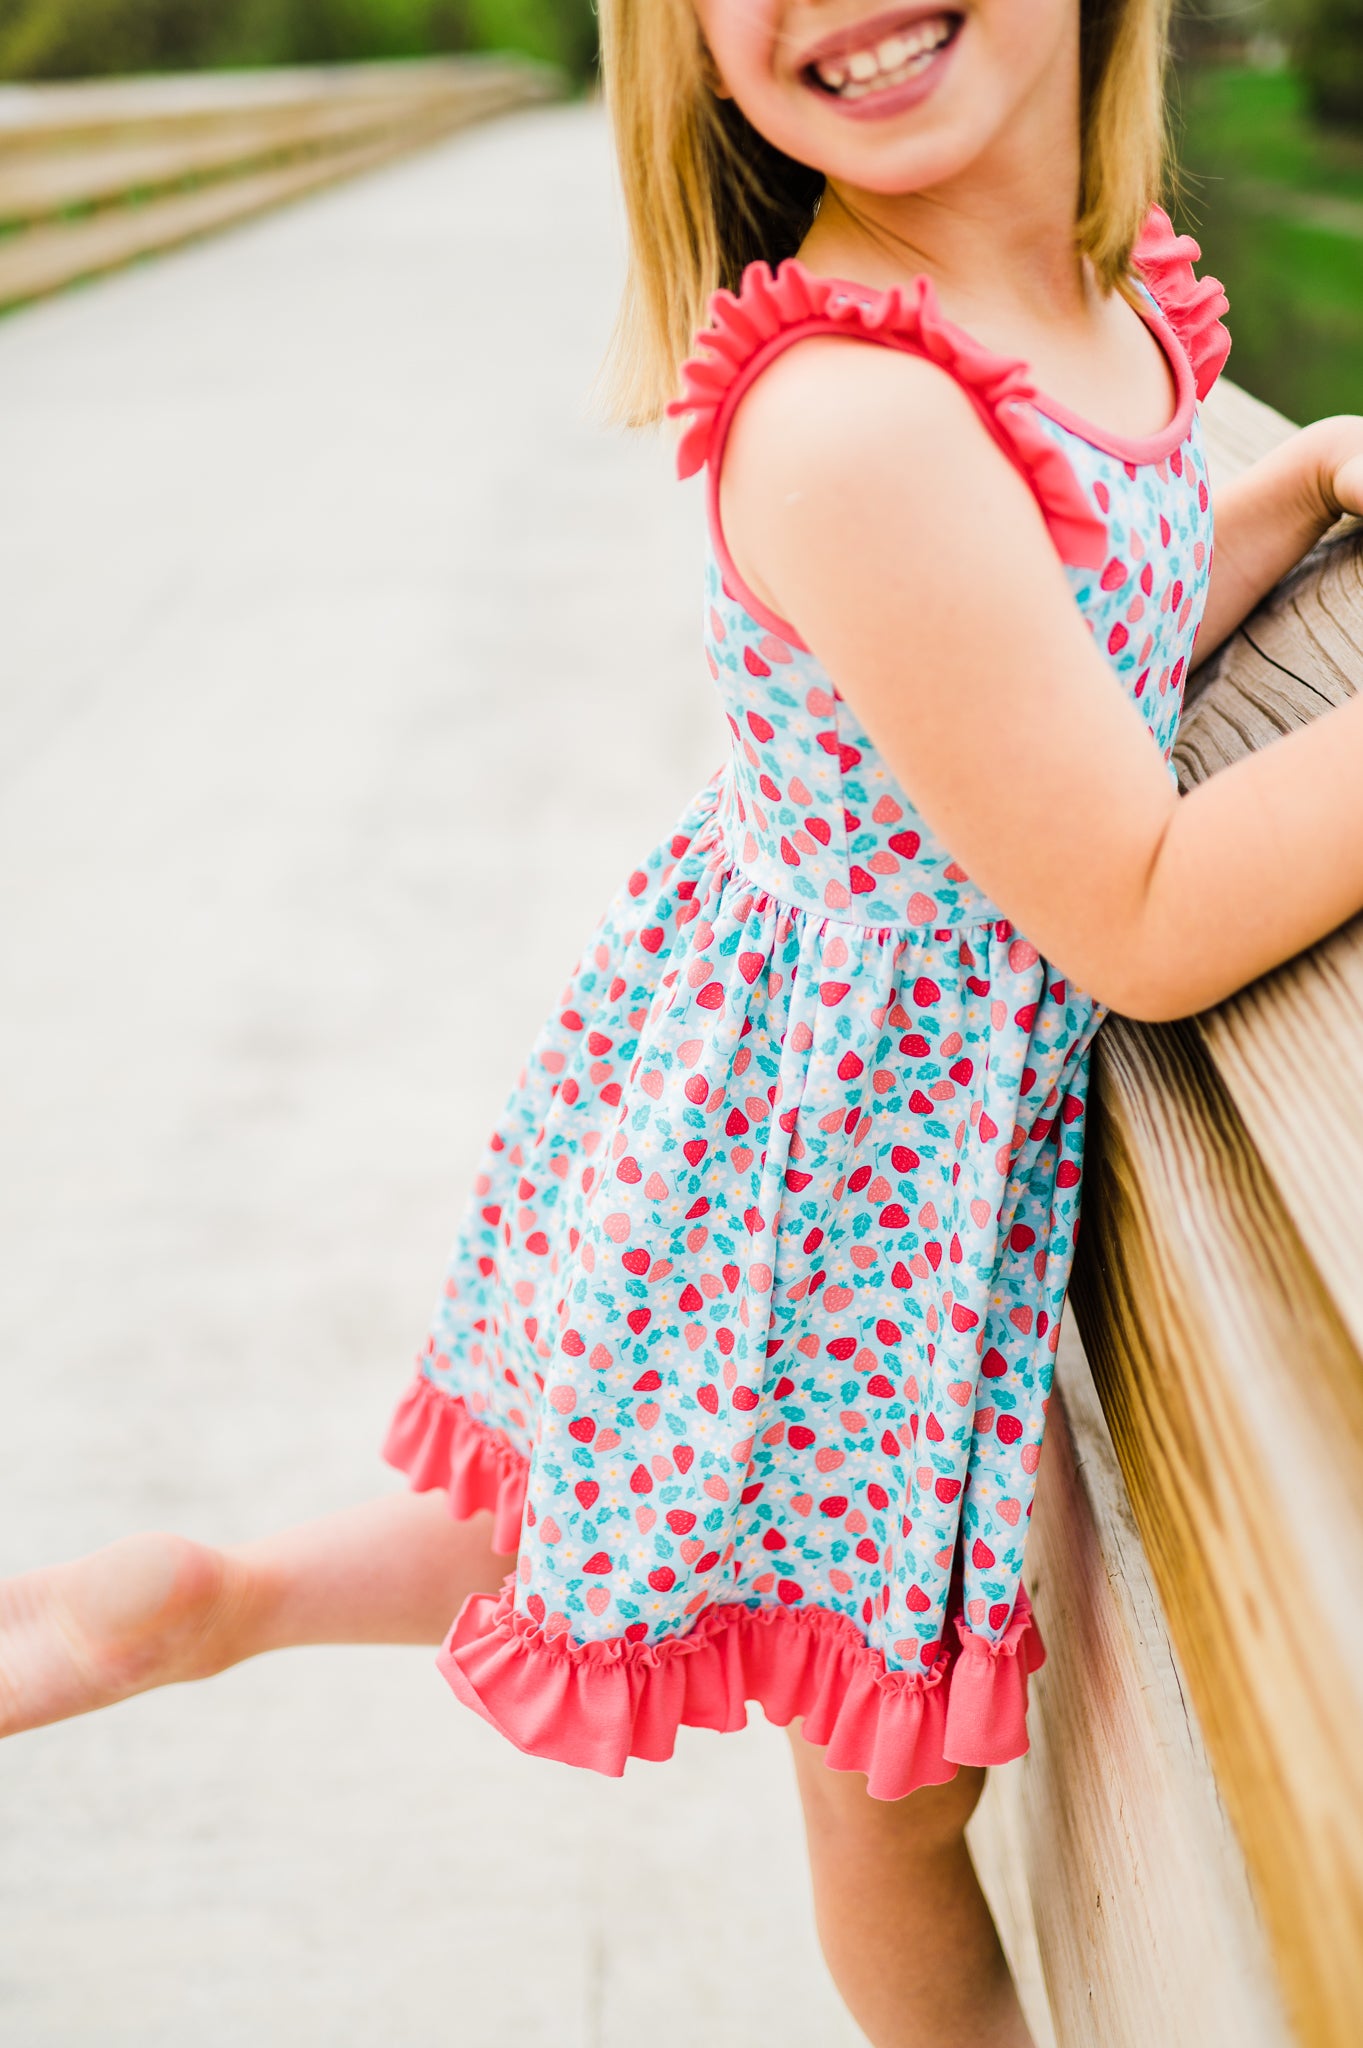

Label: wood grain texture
[970,1312,1292,2048]
[1174,526,1363,1363]
[1061,389,1363,2044]
[1199,377,1299,486]
[1069,1019,1363,2047]
[973,375,1363,2047]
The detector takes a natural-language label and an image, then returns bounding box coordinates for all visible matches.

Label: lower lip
[809,30,960,123]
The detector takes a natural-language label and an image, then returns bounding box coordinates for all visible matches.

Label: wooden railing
[0,56,561,312]
[968,382,1363,2048]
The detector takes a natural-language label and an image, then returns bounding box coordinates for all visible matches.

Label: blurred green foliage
[1174,1,1363,127]
[1287,0,1363,125]
[0,0,598,81]
[1173,60,1363,419]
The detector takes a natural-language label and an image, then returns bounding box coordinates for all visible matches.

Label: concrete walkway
[0,103,863,2047]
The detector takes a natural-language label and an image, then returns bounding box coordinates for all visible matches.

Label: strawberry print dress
[383,206,1230,1796]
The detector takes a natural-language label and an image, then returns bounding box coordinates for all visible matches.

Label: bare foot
[0,1532,251,1737]
[0,1488,510,1738]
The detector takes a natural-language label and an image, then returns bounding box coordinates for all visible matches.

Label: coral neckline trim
[668,207,1230,654]
[769,259,1195,466]
[1023,283,1194,462]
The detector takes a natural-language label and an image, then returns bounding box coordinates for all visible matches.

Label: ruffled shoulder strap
[1130,204,1231,401]
[666,258,1107,572]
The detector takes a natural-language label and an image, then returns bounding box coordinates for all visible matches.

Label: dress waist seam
[689,804,1013,942]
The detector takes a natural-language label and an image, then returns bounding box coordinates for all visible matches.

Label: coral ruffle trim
[382,1374,528,1558]
[667,254,1107,570]
[1131,204,1232,401]
[385,1377,1047,1795]
[438,1576,1047,1802]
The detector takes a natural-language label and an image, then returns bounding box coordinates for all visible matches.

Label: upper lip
[797,5,960,71]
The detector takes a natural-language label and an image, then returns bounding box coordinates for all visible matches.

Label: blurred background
[0,0,1359,418]
[0,0,598,81]
[1174,0,1363,420]
[0,6,1357,2045]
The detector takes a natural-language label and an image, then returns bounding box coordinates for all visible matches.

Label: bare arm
[1195,414,1363,661]
[718,340,1363,1025]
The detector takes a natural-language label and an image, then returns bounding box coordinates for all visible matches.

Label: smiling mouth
[804,11,962,101]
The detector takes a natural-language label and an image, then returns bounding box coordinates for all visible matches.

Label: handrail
[0,57,562,312]
[1068,383,1363,2047]
[968,382,1363,2048]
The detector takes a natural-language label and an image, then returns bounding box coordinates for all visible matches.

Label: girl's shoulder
[667,203,1230,576]
[668,253,1042,483]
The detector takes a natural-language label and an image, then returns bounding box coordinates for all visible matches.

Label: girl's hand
[1314,415,1363,522]
[1193,415,1363,663]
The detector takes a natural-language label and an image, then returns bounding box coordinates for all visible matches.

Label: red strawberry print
[389,237,1218,1790]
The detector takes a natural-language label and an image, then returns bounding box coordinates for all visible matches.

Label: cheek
[974,0,1078,101]
[692,0,794,127]
[693,10,816,177]
[691,0,780,89]
[691,0,1079,199]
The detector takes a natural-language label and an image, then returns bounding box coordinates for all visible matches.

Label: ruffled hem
[437,1576,1046,1801]
[1132,204,1231,401]
[667,255,1108,571]
[382,1374,528,1557]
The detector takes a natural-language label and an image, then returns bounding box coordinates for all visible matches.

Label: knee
[909,1762,988,1845]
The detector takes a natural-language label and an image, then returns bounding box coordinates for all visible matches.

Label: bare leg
[0,1490,511,1739]
[786,1723,1035,2048]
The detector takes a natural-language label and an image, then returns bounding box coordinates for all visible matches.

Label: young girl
[5,3,1363,2043]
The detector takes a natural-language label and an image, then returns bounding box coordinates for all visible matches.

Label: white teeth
[812,16,954,98]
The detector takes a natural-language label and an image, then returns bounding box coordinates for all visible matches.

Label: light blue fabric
[412,356,1212,1681]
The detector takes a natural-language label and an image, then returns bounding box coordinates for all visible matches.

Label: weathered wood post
[966,379,1363,2048]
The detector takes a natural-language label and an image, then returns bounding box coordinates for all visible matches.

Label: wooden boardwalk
[0,103,862,2048]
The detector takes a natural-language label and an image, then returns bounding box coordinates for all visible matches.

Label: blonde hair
[600,0,1174,426]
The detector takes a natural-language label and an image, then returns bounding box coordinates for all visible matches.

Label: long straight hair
[599,0,1174,426]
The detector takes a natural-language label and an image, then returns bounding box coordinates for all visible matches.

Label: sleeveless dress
[382,206,1230,1797]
